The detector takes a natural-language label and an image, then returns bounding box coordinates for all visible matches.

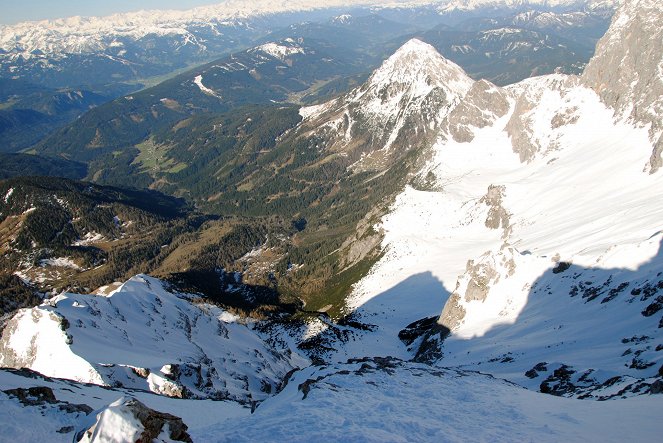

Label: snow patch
[253,41,305,62]
[3,187,13,203]
[193,74,222,99]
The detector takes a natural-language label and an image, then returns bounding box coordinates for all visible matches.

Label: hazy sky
[0,0,224,24]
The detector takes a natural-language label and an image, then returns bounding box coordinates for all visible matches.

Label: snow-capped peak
[364,38,474,107]
[298,38,474,170]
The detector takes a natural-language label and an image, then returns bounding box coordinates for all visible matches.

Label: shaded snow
[195,360,663,442]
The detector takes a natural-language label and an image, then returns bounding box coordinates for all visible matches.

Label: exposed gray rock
[338,206,385,271]
[506,75,577,162]
[4,386,93,414]
[581,0,663,173]
[438,247,517,331]
[445,79,510,143]
[505,89,540,162]
[438,292,466,331]
[551,106,580,129]
[130,366,150,379]
[480,185,511,237]
[651,380,663,394]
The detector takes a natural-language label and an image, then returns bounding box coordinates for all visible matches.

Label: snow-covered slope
[195,358,662,442]
[0,275,302,403]
[299,38,473,170]
[0,366,249,442]
[337,0,663,399]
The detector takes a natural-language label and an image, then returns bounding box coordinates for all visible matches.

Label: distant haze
[0,0,225,24]
[0,0,448,25]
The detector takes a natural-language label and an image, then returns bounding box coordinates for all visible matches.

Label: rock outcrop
[76,397,192,443]
[581,0,663,172]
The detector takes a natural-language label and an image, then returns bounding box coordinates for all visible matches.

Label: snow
[339,72,663,390]
[73,232,105,246]
[0,2,661,439]
[3,187,13,203]
[1,308,104,385]
[299,101,334,120]
[78,397,143,443]
[0,389,87,443]
[0,275,298,403]
[38,257,81,270]
[253,41,305,62]
[0,1,441,56]
[193,74,221,99]
[439,0,620,13]
[0,369,248,442]
[194,360,663,442]
[358,38,473,121]
[301,38,474,159]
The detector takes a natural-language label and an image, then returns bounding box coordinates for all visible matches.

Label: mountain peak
[366,38,473,103]
[298,37,473,170]
[391,38,438,57]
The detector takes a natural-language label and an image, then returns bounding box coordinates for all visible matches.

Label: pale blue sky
[0,1,223,24]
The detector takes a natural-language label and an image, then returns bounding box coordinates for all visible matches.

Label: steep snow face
[582,0,663,172]
[299,39,473,170]
[78,398,144,443]
[0,275,300,403]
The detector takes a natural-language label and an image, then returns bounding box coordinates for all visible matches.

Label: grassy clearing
[132,138,187,175]
[0,99,17,110]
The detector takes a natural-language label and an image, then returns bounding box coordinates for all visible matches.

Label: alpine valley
[0,0,662,442]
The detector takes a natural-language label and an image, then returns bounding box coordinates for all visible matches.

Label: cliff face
[581,0,663,172]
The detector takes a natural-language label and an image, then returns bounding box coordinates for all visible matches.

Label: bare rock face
[480,185,511,237]
[338,206,384,271]
[76,397,192,443]
[445,79,510,143]
[505,91,539,163]
[581,0,663,172]
[438,293,467,332]
[438,247,517,331]
[505,75,574,163]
